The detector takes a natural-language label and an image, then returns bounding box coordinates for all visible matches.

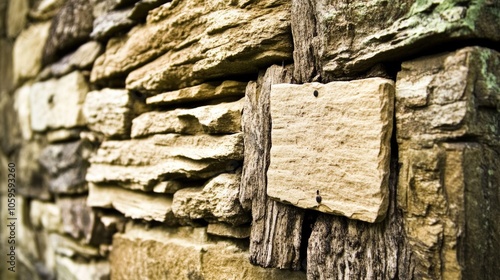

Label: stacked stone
[0,0,499,279]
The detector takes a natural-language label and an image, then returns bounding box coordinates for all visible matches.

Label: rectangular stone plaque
[267,78,394,223]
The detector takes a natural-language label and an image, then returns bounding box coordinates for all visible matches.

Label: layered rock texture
[1,0,499,279]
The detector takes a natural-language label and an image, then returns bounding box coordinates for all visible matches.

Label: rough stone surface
[83,88,143,138]
[14,84,33,140]
[91,8,136,41]
[87,183,175,223]
[43,0,94,65]
[241,65,304,270]
[132,98,243,138]
[57,196,96,241]
[30,71,89,132]
[38,139,93,194]
[172,173,249,225]
[41,41,103,79]
[49,233,101,258]
[0,90,22,154]
[396,47,500,279]
[46,129,82,143]
[292,0,500,82]
[87,133,243,189]
[55,256,110,280]
[111,223,307,280]
[396,47,500,147]
[29,0,67,21]
[267,78,394,223]
[13,21,51,83]
[30,200,63,233]
[207,223,250,239]
[147,80,246,104]
[92,0,292,93]
[6,0,29,37]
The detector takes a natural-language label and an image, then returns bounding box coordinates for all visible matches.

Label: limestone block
[49,233,101,258]
[6,0,29,37]
[292,0,500,82]
[146,80,246,105]
[46,129,82,143]
[87,133,243,189]
[87,183,175,223]
[172,173,249,225]
[110,223,306,280]
[30,200,62,233]
[43,0,94,65]
[55,256,110,280]
[396,47,500,279]
[0,89,22,154]
[83,88,142,138]
[396,47,500,148]
[91,8,135,41]
[14,84,33,140]
[29,0,67,21]
[38,140,93,194]
[41,41,103,79]
[30,71,89,132]
[267,78,394,223]
[207,223,250,239]
[132,98,243,138]
[13,21,51,83]
[92,0,292,93]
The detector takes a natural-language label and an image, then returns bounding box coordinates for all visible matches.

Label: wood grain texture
[241,64,305,270]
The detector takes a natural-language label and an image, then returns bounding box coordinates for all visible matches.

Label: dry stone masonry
[0,0,499,279]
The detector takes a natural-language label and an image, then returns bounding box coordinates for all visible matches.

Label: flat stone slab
[267,78,394,223]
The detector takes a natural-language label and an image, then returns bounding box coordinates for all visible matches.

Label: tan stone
[292,0,500,81]
[207,223,250,239]
[46,129,81,143]
[43,41,103,79]
[14,83,33,140]
[110,223,306,280]
[91,0,292,93]
[172,173,249,225]
[132,98,243,138]
[13,21,51,83]
[87,133,243,188]
[396,47,500,148]
[29,0,66,21]
[55,256,110,280]
[30,71,89,132]
[267,78,394,223]
[30,200,62,233]
[87,183,175,223]
[83,88,143,138]
[396,47,500,279]
[49,233,101,258]
[146,80,246,105]
[0,39,13,93]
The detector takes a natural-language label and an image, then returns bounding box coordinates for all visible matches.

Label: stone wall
[0,0,499,279]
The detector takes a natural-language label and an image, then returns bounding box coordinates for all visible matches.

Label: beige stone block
[87,183,175,223]
[267,78,394,223]
[110,223,306,280]
[30,200,62,233]
[91,0,291,93]
[13,21,51,83]
[207,223,250,239]
[172,173,249,226]
[13,83,32,140]
[83,88,142,138]
[55,256,110,280]
[131,98,243,138]
[87,133,243,189]
[146,80,246,105]
[6,0,29,37]
[29,71,89,132]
